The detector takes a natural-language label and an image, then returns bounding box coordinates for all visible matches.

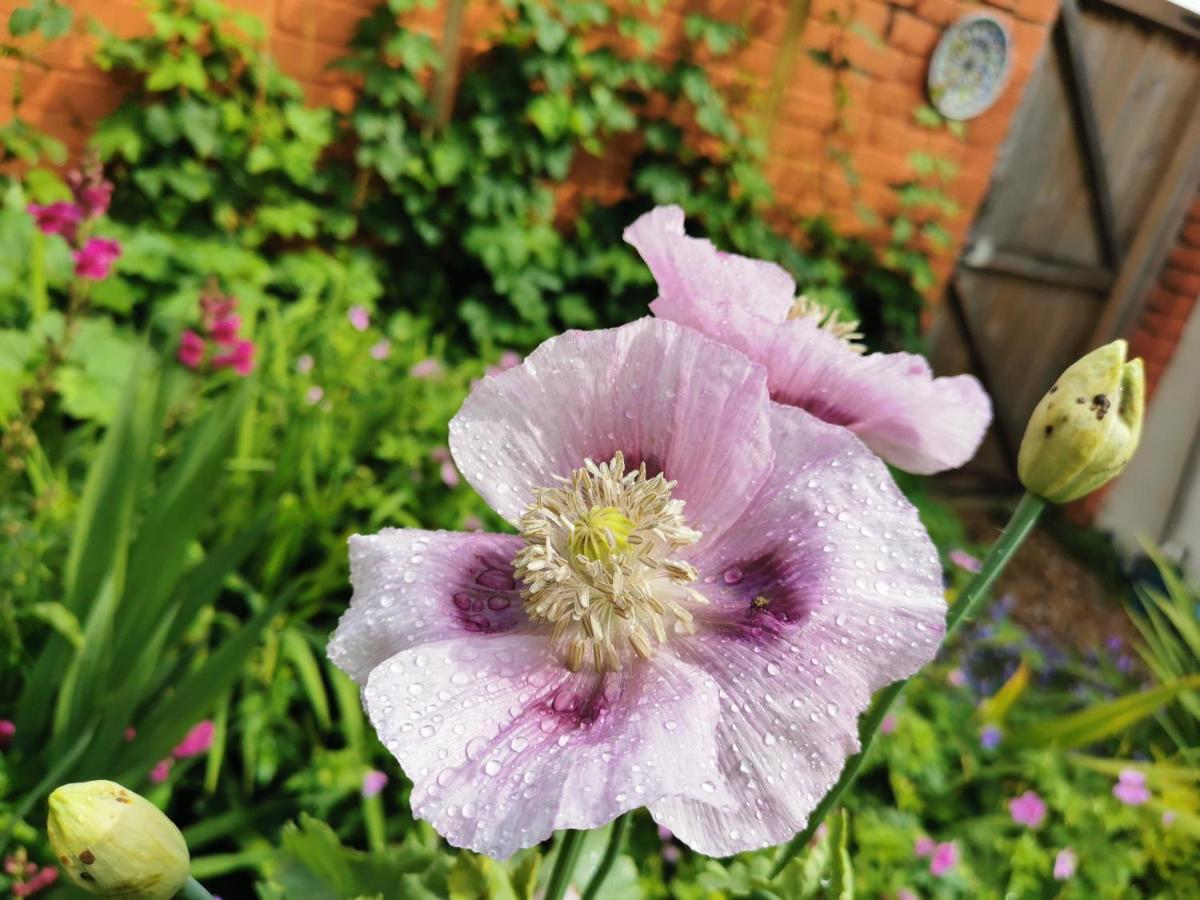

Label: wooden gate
[930,0,1200,489]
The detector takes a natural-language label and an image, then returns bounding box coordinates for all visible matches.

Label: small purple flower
[930,841,958,877]
[1162,810,1176,826]
[370,340,391,360]
[896,891,919,900]
[432,447,460,488]
[296,354,315,374]
[979,725,1002,750]
[72,237,121,280]
[1053,847,1077,880]
[914,836,936,857]
[1113,769,1150,806]
[348,305,370,331]
[327,318,946,858]
[881,714,897,735]
[948,549,982,573]
[362,769,389,798]
[463,515,484,531]
[28,201,82,241]
[485,351,523,378]
[0,719,14,749]
[947,668,967,688]
[305,385,325,406]
[150,759,172,783]
[409,358,442,379]
[1105,635,1123,653]
[1008,790,1047,828]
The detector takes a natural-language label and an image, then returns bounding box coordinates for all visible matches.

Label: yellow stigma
[569,506,635,561]
[788,294,865,353]
[46,780,190,899]
[514,453,706,672]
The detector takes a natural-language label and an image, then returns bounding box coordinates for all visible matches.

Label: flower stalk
[581,813,631,900]
[768,491,1047,877]
[543,829,587,900]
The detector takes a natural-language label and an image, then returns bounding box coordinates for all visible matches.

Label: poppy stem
[580,812,632,900]
[543,828,588,900]
[768,491,1046,878]
[178,876,215,899]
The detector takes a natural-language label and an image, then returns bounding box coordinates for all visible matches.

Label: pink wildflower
[178,330,206,369]
[305,386,325,406]
[1053,847,1077,880]
[348,305,370,331]
[432,447,460,488]
[209,314,242,345]
[172,720,214,759]
[979,725,1002,749]
[297,354,315,374]
[10,865,57,897]
[410,358,442,379]
[73,237,121,280]
[947,668,967,687]
[625,206,992,474]
[67,156,114,219]
[362,769,389,798]
[124,727,137,741]
[212,339,256,376]
[463,515,484,531]
[1113,768,1150,806]
[485,351,523,378]
[949,549,982,573]
[1163,810,1177,826]
[370,339,391,360]
[930,841,958,877]
[0,719,14,748]
[27,201,82,241]
[200,293,237,325]
[1009,790,1047,828]
[327,317,946,858]
[914,836,936,857]
[150,759,172,783]
[897,891,919,900]
[881,714,897,735]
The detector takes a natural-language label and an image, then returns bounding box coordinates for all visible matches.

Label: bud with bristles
[1018,340,1144,504]
[46,780,189,899]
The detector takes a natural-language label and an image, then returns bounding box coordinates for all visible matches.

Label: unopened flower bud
[46,781,189,899]
[1018,340,1144,503]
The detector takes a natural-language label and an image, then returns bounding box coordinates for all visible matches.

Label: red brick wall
[0,0,1059,289]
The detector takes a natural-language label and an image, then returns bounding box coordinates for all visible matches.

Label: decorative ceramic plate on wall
[927,14,1014,121]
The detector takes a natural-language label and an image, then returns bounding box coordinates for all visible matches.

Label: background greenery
[1,0,1196,897]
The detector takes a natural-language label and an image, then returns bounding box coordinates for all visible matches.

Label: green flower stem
[769,491,1047,878]
[581,812,631,900]
[544,829,587,900]
[177,876,215,900]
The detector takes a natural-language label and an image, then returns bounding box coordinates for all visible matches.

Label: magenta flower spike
[328,318,945,859]
[72,237,121,280]
[28,202,82,241]
[624,206,993,475]
[930,841,959,876]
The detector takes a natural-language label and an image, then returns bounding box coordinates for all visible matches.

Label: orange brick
[1167,246,1200,274]
[1014,0,1060,24]
[1181,222,1200,249]
[915,0,961,27]
[1162,267,1200,297]
[277,0,367,47]
[851,143,914,181]
[270,32,351,83]
[889,12,940,57]
[16,70,122,119]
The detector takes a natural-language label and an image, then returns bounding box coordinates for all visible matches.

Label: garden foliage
[0,0,1196,897]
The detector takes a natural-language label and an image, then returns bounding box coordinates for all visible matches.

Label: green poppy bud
[46,780,189,899]
[1017,340,1144,503]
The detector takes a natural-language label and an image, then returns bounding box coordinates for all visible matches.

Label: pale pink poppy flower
[948,549,982,573]
[1113,768,1150,806]
[172,720,215,759]
[327,318,945,859]
[914,836,936,857]
[27,201,82,241]
[1008,790,1047,828]
[178,330,206,369]
[362,769,389,798]
[410,358,443,379]
[930,841,958,876]
[625,206,992,474]
[73,237,121,280]
[370,339,392,360]
[1053,847,1077,880]
[348,305,371,331]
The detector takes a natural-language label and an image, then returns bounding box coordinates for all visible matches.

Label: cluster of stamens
[788,294,865,353]
[514,453,706,672]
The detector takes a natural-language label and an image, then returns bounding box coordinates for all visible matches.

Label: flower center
[788,294,866,354]
[514,452,706,672]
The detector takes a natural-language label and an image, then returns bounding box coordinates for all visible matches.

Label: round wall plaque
[927,14,1013,121]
